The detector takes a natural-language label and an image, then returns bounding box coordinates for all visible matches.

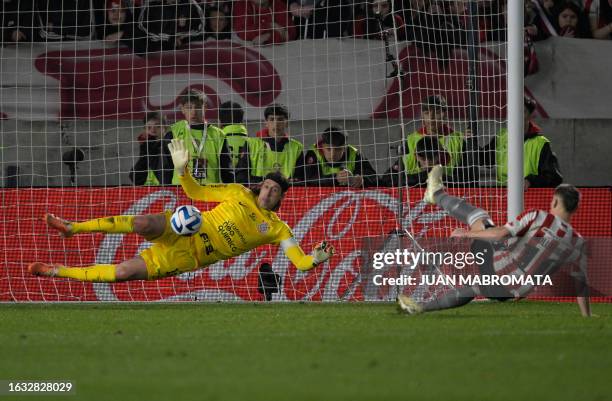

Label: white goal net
[0,0,510,302]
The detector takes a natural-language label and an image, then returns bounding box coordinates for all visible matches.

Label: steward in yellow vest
[255,104,305,181]
[162,92,227,185]
[218,101,267,185]
[493,122,562,187]
[383,95,471,186]
[303,127,378,187]
[480,96,562,188]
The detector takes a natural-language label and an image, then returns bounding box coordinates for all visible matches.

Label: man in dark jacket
[129,112,173,186]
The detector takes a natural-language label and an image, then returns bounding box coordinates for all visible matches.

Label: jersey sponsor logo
[217,224,239,253]
[218,220,247,247]
[541,226,566,241]
[199,232,215,255]
[258,222,269,234]
[537,228,558,248]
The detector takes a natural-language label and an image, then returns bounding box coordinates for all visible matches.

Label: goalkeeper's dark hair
[263,171,290,194]
[264,104,289,120]
[554,184,580,213]
[218,101,244,125]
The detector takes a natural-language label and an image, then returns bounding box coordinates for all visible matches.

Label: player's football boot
[45,213,73,238]
[28,262,60,278]
[397,294,423,315]
[423,165,444,205]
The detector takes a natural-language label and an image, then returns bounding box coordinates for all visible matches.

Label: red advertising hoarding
[1,187,610,302]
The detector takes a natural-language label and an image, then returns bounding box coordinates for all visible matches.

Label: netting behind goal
[1,1,610,302]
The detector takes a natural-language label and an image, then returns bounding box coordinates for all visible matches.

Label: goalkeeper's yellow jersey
[178,171,316,270]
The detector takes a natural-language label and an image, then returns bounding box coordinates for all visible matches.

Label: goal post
[507,0,525,220]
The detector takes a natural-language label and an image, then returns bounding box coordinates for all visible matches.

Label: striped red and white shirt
[493,210,586,296]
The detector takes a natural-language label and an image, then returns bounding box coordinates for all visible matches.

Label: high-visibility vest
[222,124,248,137]
[170,120,225,185]
[143,170,161,186]
[402,131,464,175]
[311,145,358,175]
[261,138,303,178]
[222,124,267,176]
[496,128,550,185]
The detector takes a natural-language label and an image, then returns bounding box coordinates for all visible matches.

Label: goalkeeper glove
[312,241,335,266]
[168,138,189,177]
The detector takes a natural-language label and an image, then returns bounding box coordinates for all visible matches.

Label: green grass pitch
[1,302,611,401]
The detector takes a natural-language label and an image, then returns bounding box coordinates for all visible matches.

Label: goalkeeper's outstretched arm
[178,166,242,202]
[280,239,335,271]
[169,138,241,202]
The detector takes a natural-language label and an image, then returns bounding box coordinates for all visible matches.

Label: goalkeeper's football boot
[423,165,444,205]
[257,263,281,302]
[397,294,423,315]
[45,213,73,238]
[28,262,60,278]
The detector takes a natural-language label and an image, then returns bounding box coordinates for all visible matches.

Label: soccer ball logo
[170,205,202,236]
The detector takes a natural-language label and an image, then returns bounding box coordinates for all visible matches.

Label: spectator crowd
[2,0,611,50]
[1,0,598,190]
[128,92,563,189]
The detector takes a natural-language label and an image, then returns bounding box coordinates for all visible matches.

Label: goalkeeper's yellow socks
[56,264,117,283]
[71,216,135,235]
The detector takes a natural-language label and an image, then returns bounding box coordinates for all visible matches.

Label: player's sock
[433,192,491,226]
[71,216,135,235]
[422,287,476,312]
[56,264,117,282]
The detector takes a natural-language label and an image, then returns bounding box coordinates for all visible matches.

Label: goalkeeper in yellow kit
[28,139,334,282]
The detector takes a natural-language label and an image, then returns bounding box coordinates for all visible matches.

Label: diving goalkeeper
[28,139,334,282]
[397,165,591,317]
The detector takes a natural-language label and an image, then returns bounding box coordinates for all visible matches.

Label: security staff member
[303,127,378,188]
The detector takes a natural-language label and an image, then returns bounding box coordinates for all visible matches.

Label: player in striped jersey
[397,165,591,316]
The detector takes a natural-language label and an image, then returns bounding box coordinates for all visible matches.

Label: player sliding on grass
[29,139,334,282]
[397,165,591,317]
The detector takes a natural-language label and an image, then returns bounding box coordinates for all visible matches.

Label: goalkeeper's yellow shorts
[140,210,218,280]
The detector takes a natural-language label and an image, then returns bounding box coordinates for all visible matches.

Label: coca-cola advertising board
[1,187,610,302]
